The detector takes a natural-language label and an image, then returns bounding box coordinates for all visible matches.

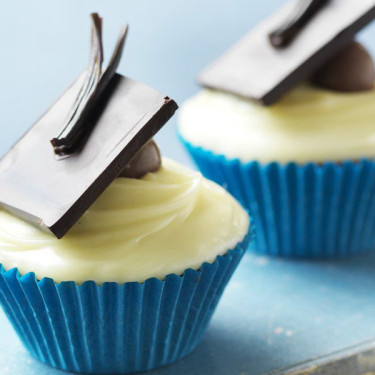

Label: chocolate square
[0,73,178,238]
[199,0,375,105]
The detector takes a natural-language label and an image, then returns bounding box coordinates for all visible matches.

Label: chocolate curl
[51,14,128,156]
[269,0,330,48]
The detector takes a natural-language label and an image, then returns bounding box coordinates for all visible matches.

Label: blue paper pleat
[0,235,249,374]
[181,136,375,258]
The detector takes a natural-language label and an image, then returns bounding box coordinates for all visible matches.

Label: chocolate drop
[119,139,161,178]
[312,41,375,92]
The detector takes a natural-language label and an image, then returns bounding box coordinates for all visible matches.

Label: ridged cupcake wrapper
[0,235,249,374]
[181,136,375,258]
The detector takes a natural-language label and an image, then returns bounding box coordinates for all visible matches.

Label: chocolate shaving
[269,0,330,48]
[51,14,129,156]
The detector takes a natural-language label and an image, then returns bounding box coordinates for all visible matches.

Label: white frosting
[179,85,375,163]
[0,158,249,284]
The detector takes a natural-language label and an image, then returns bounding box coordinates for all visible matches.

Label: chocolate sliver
[51,15,129,156]
[312,41,375,91]
[119,139,161,178]
[269,0,330,49]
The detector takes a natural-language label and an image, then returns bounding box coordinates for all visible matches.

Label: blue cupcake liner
[0,234,249,374]
[180,135,375,258]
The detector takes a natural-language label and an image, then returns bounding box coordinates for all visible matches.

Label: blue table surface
[2,0,375,374]
[1,250,375,375]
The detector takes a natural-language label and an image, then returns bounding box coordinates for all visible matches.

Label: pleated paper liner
[0,234,249,374]
[180,136,375,258]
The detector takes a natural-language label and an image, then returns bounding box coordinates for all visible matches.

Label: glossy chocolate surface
[0,74,177,238]
[199,0,375,105]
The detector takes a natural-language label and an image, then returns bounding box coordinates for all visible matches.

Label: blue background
[1,0,375,163]
[2,1,375,374]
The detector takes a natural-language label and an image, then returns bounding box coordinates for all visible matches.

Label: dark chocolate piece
[312,41,375,91]
[199,0,375,105]
[119,139,161,178]
[269,0,330,48]
[51,14,129,156]
[0,73,178,238]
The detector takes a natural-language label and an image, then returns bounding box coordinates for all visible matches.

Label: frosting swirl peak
[0,158,249,284]
[179,85,375,164]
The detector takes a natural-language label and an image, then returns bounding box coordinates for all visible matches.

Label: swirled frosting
[179,85,375,164]
[0,158,249,284]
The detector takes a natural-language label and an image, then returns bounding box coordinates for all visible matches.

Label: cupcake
[0,14,250,374]
[179,2,375,258]
[0,157,249,374]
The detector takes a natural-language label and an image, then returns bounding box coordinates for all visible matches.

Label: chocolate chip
[119,139,161,179]
[311,41,375,92]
